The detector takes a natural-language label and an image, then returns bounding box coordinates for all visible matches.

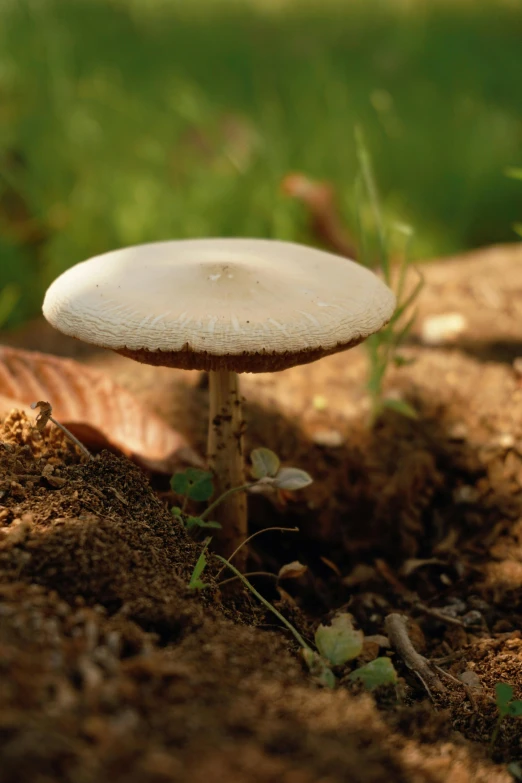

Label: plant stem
[215,555,312,651]
[50,416,93,460]
[490,717,503,750]
[199,482,254,521]
[216,525,299,579]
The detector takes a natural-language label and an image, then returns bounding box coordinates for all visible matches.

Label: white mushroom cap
[43,238,396,372]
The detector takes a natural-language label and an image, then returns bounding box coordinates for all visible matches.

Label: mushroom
[42,238,395,565]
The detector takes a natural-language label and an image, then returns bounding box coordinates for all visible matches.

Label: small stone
[448,422,468,441]
[453,485,479,504]
[495,432,515,450]
[420,312,467,346]
[312,429,344,448]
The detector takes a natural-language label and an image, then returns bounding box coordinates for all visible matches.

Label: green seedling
[171,448,312,534]
[171,468,221,530]
[188,537,212,590]
[491,682,522,748]
[354,126,423,421]
[315,613,364,666]
[311,612,398,690]
[347,656,398,691]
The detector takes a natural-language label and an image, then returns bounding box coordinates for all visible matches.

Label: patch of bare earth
[1,243,522,781]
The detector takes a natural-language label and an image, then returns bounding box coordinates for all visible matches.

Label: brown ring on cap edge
[116,334,369,373]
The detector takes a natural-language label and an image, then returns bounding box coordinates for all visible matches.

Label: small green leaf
[273,467,313,491]
[250,447,280,479]
[301,648,336,689]
[513,223,522,238]
[508,761,522,781]
[315,613,364,666]
[188,477,214,502]
[508,700,522,717]
[382,398,418,420]
[188,548,209,590]
[348,657,398,691]
[496,682,514,711]
[171,472,189,495]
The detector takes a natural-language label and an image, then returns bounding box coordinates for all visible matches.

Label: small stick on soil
[411,601,466,628]
[385,613,446,698]
[31,400,93,461]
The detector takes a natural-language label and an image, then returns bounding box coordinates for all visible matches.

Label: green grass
[0,0,521,326]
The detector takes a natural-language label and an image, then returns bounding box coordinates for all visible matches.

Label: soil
[1,242,522,782]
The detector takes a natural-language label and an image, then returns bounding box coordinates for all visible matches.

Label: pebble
[311,429,344,448]
[420,312,468,346]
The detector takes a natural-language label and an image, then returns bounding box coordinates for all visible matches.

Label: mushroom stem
[207,368,248,568]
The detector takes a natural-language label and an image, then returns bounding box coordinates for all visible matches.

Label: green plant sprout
[188,537,212,590]
[354,126,424,420]
[171,447,312,533]
[491,682,522,749]
[179,453,396,690]
[307,613,398,690]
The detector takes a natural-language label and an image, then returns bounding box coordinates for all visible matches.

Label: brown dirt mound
[0,411,511,783]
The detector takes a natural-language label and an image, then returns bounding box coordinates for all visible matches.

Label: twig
[215,556,312,652]
[31,401,93,460]
[411,601,466,628]
[385,613,446,698]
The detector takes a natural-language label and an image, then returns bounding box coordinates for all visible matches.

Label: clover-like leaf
[348,657,398,691]
[184,468,214,502]
[250,447,280,479]
[315,613,363,666]
[171,472,189,496]
[273,467,313,491]
[496,682,514,712]
[508,700,522,717]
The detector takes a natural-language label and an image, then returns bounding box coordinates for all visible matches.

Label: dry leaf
[0,346,202,473]
[277,561,308,580]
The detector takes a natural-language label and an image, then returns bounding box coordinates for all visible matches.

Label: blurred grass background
[0,0,521,327]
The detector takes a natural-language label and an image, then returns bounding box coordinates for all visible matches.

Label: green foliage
[250,448,312,490]
[171,468,214,502]
[491,682,522,748]
[355,127,423,420]
[188,539,211,590]
[506,167,522,239]
[0,284,20,328]
[173,448,312,539]
[301,648,337,689]
[495,683,522,718]
[348,657,398,691]
[315,614,364,666]
[250,447,280,479]
[1,0,522,327]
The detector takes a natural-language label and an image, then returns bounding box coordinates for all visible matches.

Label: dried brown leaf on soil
[0,346,201,472]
